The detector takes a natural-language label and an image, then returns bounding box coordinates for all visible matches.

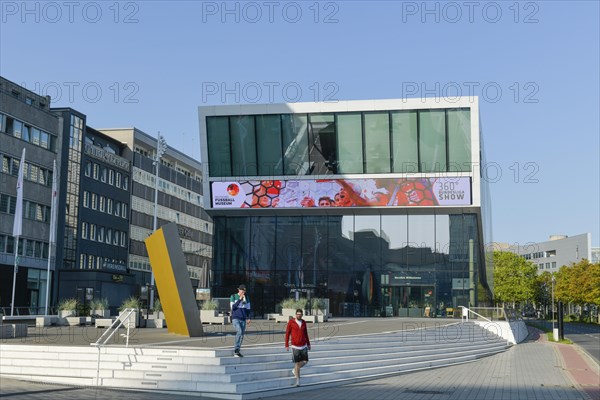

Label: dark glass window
[256,115,283,176]
[307,114,337,174]
[206,116,231,177]
[230,115,257,176]
[281,114,309,175]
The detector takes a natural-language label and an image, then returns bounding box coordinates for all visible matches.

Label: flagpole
[11,148,26,317]
[45,160,58,316]
[10,237,19,316]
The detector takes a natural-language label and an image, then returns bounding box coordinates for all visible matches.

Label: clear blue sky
[1,1,598,247]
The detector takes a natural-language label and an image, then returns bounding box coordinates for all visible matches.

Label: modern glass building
[199,98,493,318]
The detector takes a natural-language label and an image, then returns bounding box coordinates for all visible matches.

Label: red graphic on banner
[212,177,471,209]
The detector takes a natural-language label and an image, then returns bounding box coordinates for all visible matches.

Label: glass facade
[202,101,488,319]
[211,212,491,318]
[207,108,472,178]
[63,115,84,269]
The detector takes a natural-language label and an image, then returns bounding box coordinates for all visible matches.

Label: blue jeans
[232,319,246,351]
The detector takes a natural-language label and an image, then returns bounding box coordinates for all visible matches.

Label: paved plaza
[0,320,598,400]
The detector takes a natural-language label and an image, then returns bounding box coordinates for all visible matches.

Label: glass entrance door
[393,286,436,317]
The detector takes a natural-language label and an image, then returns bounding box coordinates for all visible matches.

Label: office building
[199,97,493,317]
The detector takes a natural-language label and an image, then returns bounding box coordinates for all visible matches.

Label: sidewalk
[1,324,598,400]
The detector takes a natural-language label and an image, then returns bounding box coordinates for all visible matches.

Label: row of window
[128,254,151,272]
[1,153,54,187]
[538,262,557,270]
[524,250,556,260]
[134,145,201,180]
[131,196,211,234]
[133,167,203,206]
[0,234,50,259]
[84,161,129,190]
[82,190,128,218]
[206,109,472,177]
[0,193,52,223]
[81,222,128,247]
[0,113,57,152]
[78,253,126,271]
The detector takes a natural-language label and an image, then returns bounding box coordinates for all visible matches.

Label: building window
[419,110,447,172]
[364,113,391,173]
[109,169,114,185]
[308,114,336,174]
[206,116,232,177]
[81,222,88,239]
[83,191,89,208]
[99,196,105,212]
[121,203,128,219]
[447,109,472,172]
[98,226,104,242]
[107,198,113,214]
[85,161,91,177]
[116,172,122,188]
[93,163,99,180]
[106,229,112,244]
[90,224,97,241]
[101,167,107,182]
[337,113,363,174]
[91,193,97,210]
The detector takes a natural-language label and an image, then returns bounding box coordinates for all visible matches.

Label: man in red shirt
[285,308,311,387]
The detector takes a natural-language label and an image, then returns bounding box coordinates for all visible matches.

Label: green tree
[534,271,554,315]
[555,260,600,319]
[493,251,538,307]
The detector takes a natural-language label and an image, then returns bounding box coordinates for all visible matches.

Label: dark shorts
[292,347,309,363]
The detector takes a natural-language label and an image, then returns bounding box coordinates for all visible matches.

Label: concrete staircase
[0,322,510,399]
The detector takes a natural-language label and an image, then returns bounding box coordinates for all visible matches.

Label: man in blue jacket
[230,284,251,357]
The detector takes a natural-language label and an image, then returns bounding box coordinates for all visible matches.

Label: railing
[0,306,58,316]
[91,308,136,386]
[460,306,492,323]
[458,306,520,322]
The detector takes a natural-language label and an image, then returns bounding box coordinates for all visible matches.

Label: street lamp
[551,275,557,340]
[150,132,167,310]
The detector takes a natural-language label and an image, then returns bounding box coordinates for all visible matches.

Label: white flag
[12,148,25,238]
[49,160,58,244]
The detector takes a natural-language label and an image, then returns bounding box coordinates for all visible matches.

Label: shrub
[153,298,163,313]
[89,297,109,310]
[57,298,80,311]
[280,298,307,310]
[201,299,218,310]
[119,296,141,312]
[311,298,326,312]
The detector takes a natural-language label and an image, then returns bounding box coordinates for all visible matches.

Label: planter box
[118,311,139,328]
[92,310,110,318]
[66,317,85,326]
[281,308,297,317]
[200,310,228,325]
[59,310,77,318]
[146,319,165,328]
[35,316,58,327]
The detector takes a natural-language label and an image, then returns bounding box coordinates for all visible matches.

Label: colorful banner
[212,177,471,209]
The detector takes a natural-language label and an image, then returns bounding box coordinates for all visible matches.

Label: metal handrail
[460,306,493,323]
[91,308,137,386]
